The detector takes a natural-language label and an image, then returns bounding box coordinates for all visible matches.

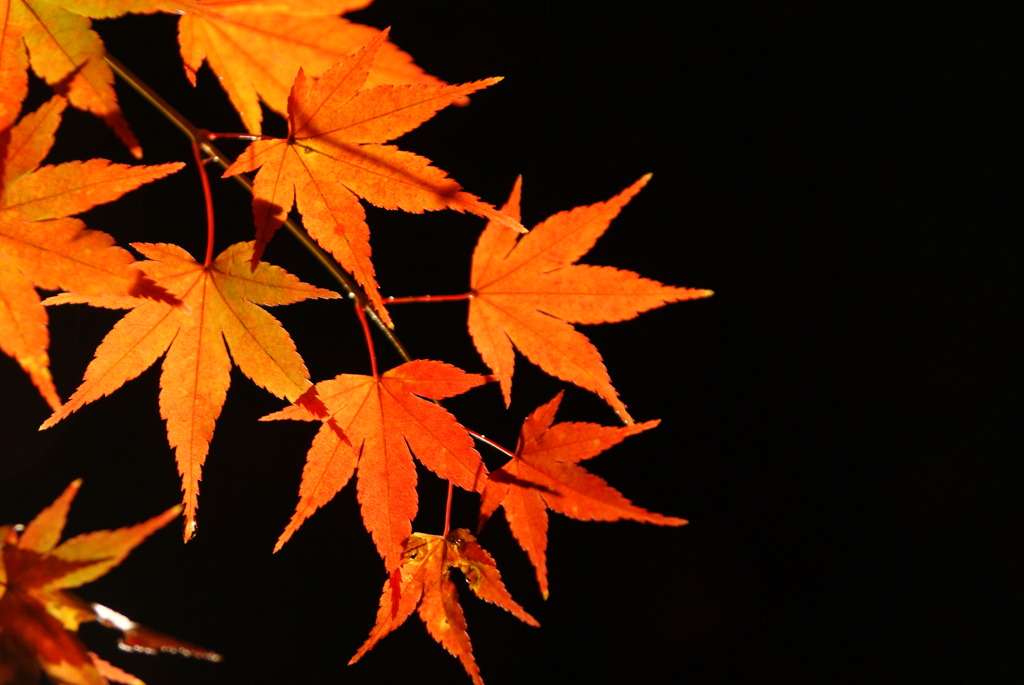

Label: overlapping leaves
[0,0,145,152]
[262,360,489,571]
[0,480,219,685]
[2,4,709,685]
[0,0,441,150]
[0,95,180,411]
[224,30,523,327]
[167,0,449,135]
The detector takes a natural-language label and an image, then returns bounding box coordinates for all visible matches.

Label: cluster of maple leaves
[1,1,710,683]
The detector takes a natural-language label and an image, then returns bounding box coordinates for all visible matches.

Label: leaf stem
[442,481,455,537]
[354,299,379,379]
[191,141,216,268]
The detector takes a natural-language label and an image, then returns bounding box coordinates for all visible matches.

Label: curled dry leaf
[350,528,538,685]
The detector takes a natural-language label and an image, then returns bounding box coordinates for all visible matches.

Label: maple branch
[385,293,472,305]
[103,51,414,363]
[468,430,516,460]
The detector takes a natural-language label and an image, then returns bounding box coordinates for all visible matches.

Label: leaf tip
[182,516,197,543]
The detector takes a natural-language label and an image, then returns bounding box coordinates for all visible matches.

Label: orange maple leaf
[262,359,489,571]
[223,30,523,328]
[0,480,219,685]
[164,0,451,135]
[478,391,688,598]
[39,241,339,540]
[349,528,538,685]
[468,175,713,423]
[0,96,181,410]
[0,0,159,154]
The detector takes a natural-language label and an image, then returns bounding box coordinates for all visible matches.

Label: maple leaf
[0,0,161,154]
[162,0,452,135]
[479,391,687,598]
[223,30,523,328]
[468,175,713,422]
[0,95,181,410]
[262,359,489,571]
[349,528,538,685]
[39,241,339,540]
[1,0,441,134]
[0,479,220,685]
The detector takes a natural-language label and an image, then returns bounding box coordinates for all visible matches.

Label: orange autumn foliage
[40,242,339,540]
[167,0,450,135]
[0,3,710,683]
[262,359,490,571]
[223,30,523,327]
[350,528,538,685]
[0,480,218,685]
[469,175,712,422]
[0,0,153,154]
[479,391,687,598]
[0,95,180,411]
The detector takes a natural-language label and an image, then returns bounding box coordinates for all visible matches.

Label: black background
[1,3,1013,684]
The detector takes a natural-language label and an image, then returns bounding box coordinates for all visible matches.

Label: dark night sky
[1,3,1012,684]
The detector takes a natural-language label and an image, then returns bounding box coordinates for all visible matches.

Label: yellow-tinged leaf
[45,505,181,592]
[0,96,182,410]
[0,481,219,684]
[1,0,152,155]
[40,241,340,540]
[17,478,81,554]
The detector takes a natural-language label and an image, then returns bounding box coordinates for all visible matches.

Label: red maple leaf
[349,528,538,685]
[262,359,490,571]
[479,391,687,598]
[39,241,339,540]
[0,95,181,410]
[469,175,712,422]
[0,480,219,685]
[223,30,523,327]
